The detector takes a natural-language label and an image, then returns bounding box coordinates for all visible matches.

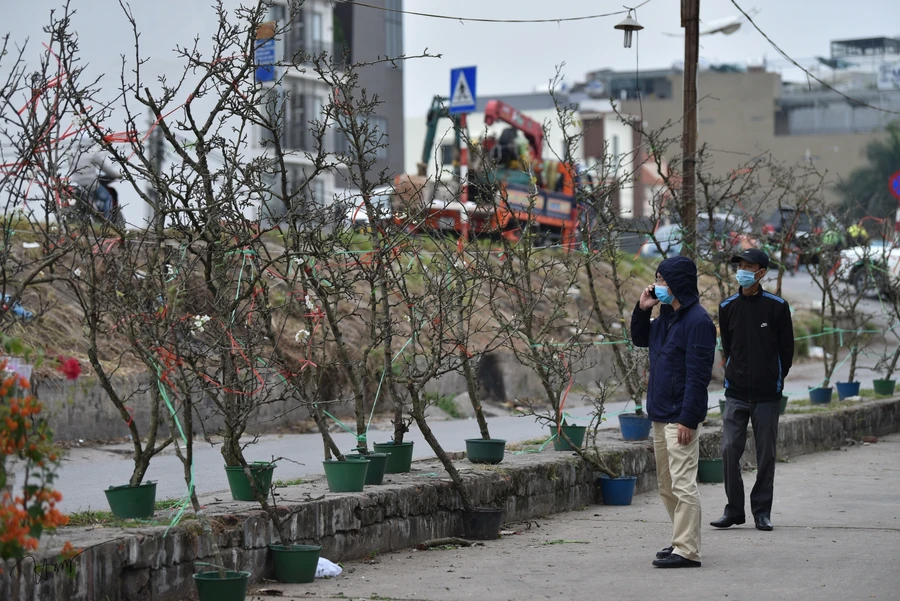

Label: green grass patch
[274,477,306,487]
[154,498,182,511]
[857,389,893,399]
[506,436,551,452]
[425,392,463,418]
[66,508,190,529]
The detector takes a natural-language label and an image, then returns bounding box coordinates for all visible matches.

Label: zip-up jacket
[631,256,717,429]
[719,286,794,403]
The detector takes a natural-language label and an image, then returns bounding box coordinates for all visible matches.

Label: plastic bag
[316,557,342,578]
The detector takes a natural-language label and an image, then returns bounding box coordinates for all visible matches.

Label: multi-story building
[255,0,404,222]
[572,36,900,207]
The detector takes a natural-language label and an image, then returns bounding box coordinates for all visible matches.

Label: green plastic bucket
[345,453,388,485]
[225,462,275,501]
[551,425,587,451]
[698,458,724,483]
[873,379,896,396]
[779,395,788,415]
[104,481,157,519]
[323,459,369,492]
[193,570,250,601]
[270,544,321,584]
[373,441,415,474]
[465,439,507,464]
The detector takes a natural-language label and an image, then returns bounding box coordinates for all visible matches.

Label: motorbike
[61,174,125,229]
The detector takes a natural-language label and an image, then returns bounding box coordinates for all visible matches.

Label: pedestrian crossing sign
[449,66,477,114]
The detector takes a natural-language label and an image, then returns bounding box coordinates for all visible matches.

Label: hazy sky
[401,0,900,115]
[5,0,899,120]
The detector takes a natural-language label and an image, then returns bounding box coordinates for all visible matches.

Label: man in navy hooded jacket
[631,256,717,568]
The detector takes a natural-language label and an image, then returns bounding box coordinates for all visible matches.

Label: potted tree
[697,430,724,484]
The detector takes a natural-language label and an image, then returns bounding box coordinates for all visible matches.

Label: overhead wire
[730,0,900,116]
[335,0,654,24]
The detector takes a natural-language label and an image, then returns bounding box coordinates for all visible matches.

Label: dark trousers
[721,397,779,519]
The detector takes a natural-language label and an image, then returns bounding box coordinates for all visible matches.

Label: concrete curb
[2,397,898,601]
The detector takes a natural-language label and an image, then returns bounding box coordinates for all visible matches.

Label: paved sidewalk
[252,434,900,601]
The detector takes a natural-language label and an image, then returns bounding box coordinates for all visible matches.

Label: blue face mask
[654,285,675,305]
[736,269,760,288]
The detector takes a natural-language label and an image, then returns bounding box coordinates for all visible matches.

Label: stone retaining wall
[2,398,897,601]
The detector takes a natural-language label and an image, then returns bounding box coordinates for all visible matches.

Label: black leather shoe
[710,514,746,528]
[656,546,674,559]
[754,515,774,531]
[652,554,701,568]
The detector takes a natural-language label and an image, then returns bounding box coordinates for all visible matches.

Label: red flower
[57,357,82,380]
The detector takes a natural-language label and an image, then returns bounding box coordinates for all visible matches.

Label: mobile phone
[649,286,657,299]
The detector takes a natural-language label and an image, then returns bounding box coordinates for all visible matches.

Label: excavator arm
[483,99,544,162]
[418,95,463,177]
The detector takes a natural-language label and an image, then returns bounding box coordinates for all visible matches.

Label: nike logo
[760,323,768,328]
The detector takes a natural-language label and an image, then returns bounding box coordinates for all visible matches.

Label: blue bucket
[835,381,860,400]
[598,474,637,506]
[618,413,652,441]
[808,387,833,404]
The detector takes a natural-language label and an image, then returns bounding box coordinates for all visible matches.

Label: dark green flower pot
[551,425,587,451]
[373,441,414,474]
[719,399,727,415]
[698,458,724,483]
[809,387,833,405]
[225,462,276,501]
[873,379,896,396]
[270,544,321,584]
[779,395,788,415]
[465,439,507,464]
[323,459,369,492]
[345,452,388,485]
[193,570,250,601]
[104,481,157,519]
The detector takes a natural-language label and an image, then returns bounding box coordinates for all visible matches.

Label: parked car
[837,240,900,297]
[639,214,756,259]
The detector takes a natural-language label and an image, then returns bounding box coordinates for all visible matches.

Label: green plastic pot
[551,425,587,451]
[193,570,250,601]
[873,379,896,396]
[345,452,388,485]
[225,462,276,501]
[323,459,369,492]
[373,441,415,474]
[779,395,788,415]
[465,439,507,464]
[698,458,724,483]
[104,481,157,519]
[270,544,321,584]
[719,399,727,416]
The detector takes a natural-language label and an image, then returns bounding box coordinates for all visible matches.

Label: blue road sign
[449,67,477,114]
[891,171,900,202]
[255,38,276,83]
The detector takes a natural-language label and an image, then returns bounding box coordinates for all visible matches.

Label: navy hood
[657,256,700,308]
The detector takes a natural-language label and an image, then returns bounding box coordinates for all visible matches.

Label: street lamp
[615,12,643,49]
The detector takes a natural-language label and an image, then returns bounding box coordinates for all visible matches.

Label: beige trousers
[652,421,702,561]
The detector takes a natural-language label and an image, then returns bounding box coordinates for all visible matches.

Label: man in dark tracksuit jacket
[711,249,794,532]
[632,256,717,568]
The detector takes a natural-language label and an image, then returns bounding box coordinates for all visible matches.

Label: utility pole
[146,120,165,228]
[681,0,700,260]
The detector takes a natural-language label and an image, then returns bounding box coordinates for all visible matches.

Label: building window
[259,86,285,146]
[385,0,403,63]
[440,143,454,167]
[310,12,324,55]
[285,8,305,62]
[370,116,389,160]
[611,135,620,170]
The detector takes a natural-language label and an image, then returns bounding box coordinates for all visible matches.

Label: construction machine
[393,96,584,246]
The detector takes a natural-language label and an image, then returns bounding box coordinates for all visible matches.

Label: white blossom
[166,264,176,276]
[295,329,310,342]
[73,268,82,277]
[305,294,316,311]
[404,314,411,323]
[192,315,211,334]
